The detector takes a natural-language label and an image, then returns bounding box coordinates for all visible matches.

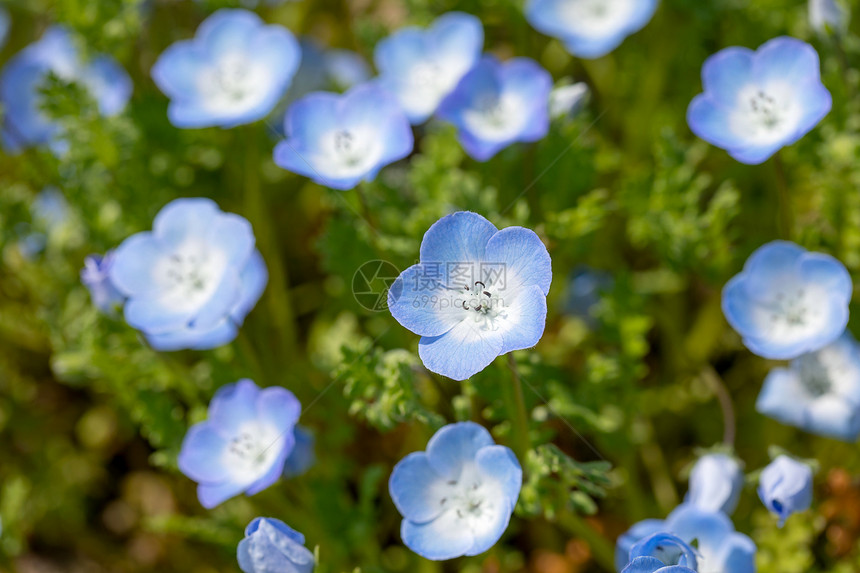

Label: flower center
[332,129,366,167]
[767,288,814,328]
[456,279,510,331]
[797,354,833,397]
[749,90,783,130]
[224,422,281,480]
[438,466,500,530]
[410,61,442,88]
[213,56,253,102]
[164,253,213,298]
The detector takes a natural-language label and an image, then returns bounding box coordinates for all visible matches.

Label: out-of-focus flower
[810,0,849,35]
[437,56,552,161]
[324,49,372,91]
[0,27,132,153]
[687,37,831,164]
[564,265,611,321]
[273,83,413,190]
[237,517,314,573]
[389,422,522,560]
[108,198,267,351]
[686,453,744,515]
[151,9,300,129]
[282,426,315,477]
[81,251,126,315]
[526,0,659,59]
[178,379,301,508]
[758,332,860,442]
[387,211,552,380]
[374,12,483,124]
[622,533,697,573]
[616,504,756,573]
[722,241,851,360]
[758,455,814,526]
[550,81,590,120]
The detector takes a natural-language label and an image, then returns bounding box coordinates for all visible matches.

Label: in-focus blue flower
[722,241,851,360]
[81,251,126,315]
[758,332,860,441]
[324,49,372,91]
[152,9,300,129]
[389,422,522,560]
[437,56,552,161]
[388,211,552,381]
[687,37,831,165]
[810,0,849,35]
[0,7,10,50]
[686,453,744,515]
[0,27,132,153]
[108,198,268,351]
[616,504,756,573]
[526,0,659,59]
[238,517,314,573]
[178,379,300,508]
[273,83,413,190]
[374,12,483,124]
[758,455,813,527]
[550,81,590,121]
[623,533,697,573]
[282,426,315,477]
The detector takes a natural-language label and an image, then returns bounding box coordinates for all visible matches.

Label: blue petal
[338,84,414,166]
[231,249,269,323]
[563,33,630,60]
[475,445,522,512]
[437,57,501,128]
[198,479,247,509]
[244,517,305,544]
[85,57,133,116]
[616,519,666,571]
[191,273,242,331]
[701,47,755,104]
[418,319,505,380]
[425,421,495,480]
[483,227,552,296]
[151,43,206,99]
[756,367,809,427]
[498,59,551,142]
[108,233,166,297]
[804,395,860,441]
[498,285,548,355]
[256,386,301,434]
[389,452,451,523]
[622,556,674,573]
[124,292,197,335]
[401,511,474,561]
[429,12,484,66]
[177,423,230,483]
[798,252,852,298]
[686,454,743,515]
[741,241,806,299]
[758,456,813,525]
[387,263,468,338]
[209,379,260,435]
[664,504,732,557]
[152,198,222,250]
[687,95,747,150]
[245,432,293,495]
[728,141,786,165]
[712,533,757,573]
[786,80,831,146]
[282,426,315,478]
[145,318,239,351]
[197,9,263,59]
[753,37,823,86]
[419,211,498,265]
[239,518,314,573]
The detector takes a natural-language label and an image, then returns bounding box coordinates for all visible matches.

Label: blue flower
[108,198,268,351]
[178,379,301,508]
[0,27,132,153]
[722,241,851,360]
[526,0,659,59]
[374,12,483,124]
[273,83,413,190]
[437,56,552,161]
[810,0,849,35]
[237,517,314,573]
[687,37,831,165]
[388,211,552,381]
[758,332,860,441]
[616,504,756,573]
[282,426,315,477]
[623,533,697,573]
[324,49,372,91]
[758,455,813,527]
[0,7,10,50]
[686,454,744,515]
[389,422,522,560]
[151,9,300,129]
[550,81,590,121]
[81,252,126,315]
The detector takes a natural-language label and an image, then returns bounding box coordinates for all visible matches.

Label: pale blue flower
[550,81,590,120]
[758,332,860,441]
[810,0,849,35]
[389,422,522,560]
[388,211,552,381]
[688,37,831,165]
[686,454,744,515]
[437,56,552,161]
[374,12,483,124]
[81,251,126,315]
[178,379,300,508]
[273,83,413,190]
[623,533,697,573]
[722,241,851,360]
[758,455,813,527]
[108,198,268,351]
[0,27,132,153]
[282,426,315,477]
[237,517,314,573]
[152,9,300,129]
[526,0,659,59]
[616,504,756,573]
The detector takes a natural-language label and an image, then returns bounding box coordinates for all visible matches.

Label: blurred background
[2,0,860,572]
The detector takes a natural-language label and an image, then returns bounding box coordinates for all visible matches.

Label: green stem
[773,152,793,240]
[702,366,736,447]
[506,354,531,462]
[557,513,616,572]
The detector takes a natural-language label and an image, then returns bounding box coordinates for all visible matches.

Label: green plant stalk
[506,354,532,463]
[773,152,793,240]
